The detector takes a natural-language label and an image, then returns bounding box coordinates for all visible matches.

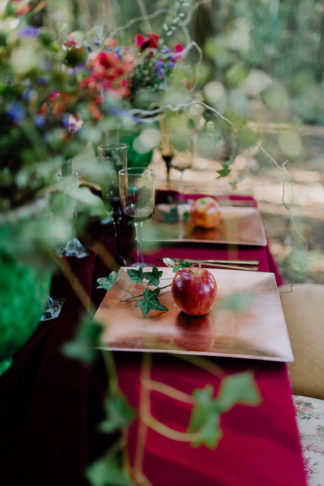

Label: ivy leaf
[127,266,145,284]
[188,385,223,448]
[135,288,168,318]
[216,157,234,179]
[158,206,179,223]
[172,260,192,273]
[143,265,163,286]
[62,316,102,364]
[216,164,232,179]
[188,374,260,448]
[217,372,261,412]
[86,454,133,486]
[99,393,135,434]
[97,271,120,291]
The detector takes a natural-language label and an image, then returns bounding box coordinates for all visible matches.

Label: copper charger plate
[141,204,267,246]
[95,267,293,362]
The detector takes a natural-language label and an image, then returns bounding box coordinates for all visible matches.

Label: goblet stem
[178,171,186,239]
[134,220,144,266]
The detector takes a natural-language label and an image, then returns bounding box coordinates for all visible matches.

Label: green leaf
[216,157,234,179]
[135,288,168,318]
[188,374,260,448]
[143,265,163,286]
[99,393,135,434]
[188,385,223,448]
[62,316,102,364]
[86,455,133,486]
[217,372,261,412]
[158,206,179,223]
[172,260,192,273]
[97,271,120,291]
[127,266,145,284]
[217,292,255,313]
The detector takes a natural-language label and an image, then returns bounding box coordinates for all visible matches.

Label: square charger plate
[141,203,267,246]
[95,267,294,362]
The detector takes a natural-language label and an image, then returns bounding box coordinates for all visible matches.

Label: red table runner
[96,193,305,485]
[0,193,306,486]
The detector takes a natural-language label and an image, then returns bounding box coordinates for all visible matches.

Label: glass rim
[118,167,155,176]
[97,143,127,151]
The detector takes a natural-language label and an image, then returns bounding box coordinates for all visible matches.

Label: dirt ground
[151,124,324,285]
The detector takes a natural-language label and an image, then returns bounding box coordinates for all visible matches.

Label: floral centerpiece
[0,0,187,374]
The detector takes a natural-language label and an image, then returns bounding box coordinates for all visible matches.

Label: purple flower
[115,47,121,55]
[94,41,100,46]
[7,103,25,123]
[167,61,175,67]
[87,45,92,52]
[155,60,164,74]
[19,26,39,37]
[36,76,48,86]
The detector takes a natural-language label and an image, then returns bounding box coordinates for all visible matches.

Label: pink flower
[173,43,184,60]
[174,43,184,53]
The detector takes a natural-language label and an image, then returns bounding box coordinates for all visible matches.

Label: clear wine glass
[170,135,194,238]
[98,143,127,265]
[160,133,174,182]
[118,168,155,267]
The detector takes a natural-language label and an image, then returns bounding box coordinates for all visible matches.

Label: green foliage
[86,455,133,486]
[135,288,168,318]
[143,267,163,287]
[0,251,51,372]
[99,394,136,434]
[172,261,192,273]
[158,206,180,224]
[126,266,146,284]
[127,265,162,287]
[62,316,103,364]
[97,272,121,292]
[188,372,261,448]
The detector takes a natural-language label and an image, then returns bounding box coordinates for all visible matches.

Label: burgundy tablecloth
[0,193,306,486]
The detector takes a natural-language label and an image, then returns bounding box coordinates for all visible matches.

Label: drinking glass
[118,168,155,267]
[160,133,174,182]
[98,143,127,265]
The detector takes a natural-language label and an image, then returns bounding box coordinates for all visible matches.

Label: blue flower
[34,114,46,128]
[7,103,25,123]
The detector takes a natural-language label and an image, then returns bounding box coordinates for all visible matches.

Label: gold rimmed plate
[95,267,293,362]
[142,203,267,246]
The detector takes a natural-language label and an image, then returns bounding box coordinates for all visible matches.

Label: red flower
[80,50,133,99]
[135,32,159,52]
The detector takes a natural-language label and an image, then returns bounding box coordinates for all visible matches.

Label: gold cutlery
[160,258,259,272]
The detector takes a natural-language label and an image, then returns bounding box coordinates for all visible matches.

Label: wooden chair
[279,283,324,400]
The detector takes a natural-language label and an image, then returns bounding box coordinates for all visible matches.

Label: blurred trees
[45,0,324,125]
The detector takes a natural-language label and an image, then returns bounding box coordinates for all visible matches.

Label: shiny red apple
[190,197,222,229]
[171,267,217,316]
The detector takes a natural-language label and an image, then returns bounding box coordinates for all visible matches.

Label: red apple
[190,197,221,229]
[171,267,217,316]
